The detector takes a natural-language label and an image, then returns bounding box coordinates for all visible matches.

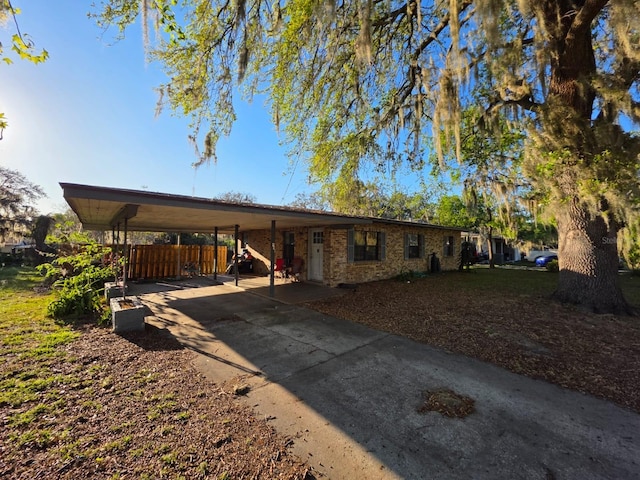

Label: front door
[308,229,324,282]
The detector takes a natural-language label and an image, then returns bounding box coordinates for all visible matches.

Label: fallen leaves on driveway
[418,389,476,418]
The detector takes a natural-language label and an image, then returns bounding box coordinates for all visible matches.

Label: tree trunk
[487,230,495,269]
[554,197,631,314]
[539,2,632,314]
[486,214,495,269]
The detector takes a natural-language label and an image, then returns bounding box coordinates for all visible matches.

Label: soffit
[60,183,371,234]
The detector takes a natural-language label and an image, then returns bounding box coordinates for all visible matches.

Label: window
[443,235,455,257]
[312,231,324,244]
[405,234,424,259]
[283,232,295,265]
[348,229,386,262]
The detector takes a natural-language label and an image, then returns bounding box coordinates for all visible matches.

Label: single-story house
[61,183,463,289]
[462,231,521,264]
[243,219,462,285]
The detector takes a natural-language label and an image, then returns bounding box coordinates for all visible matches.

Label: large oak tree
[97,0,640,313]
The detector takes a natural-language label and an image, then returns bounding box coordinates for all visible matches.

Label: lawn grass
[0,267,79,428]
[0,268,78,356]
[452,266,558,296]
[455,265,640,307]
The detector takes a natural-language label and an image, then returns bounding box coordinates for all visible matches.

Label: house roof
[60,183,464,234]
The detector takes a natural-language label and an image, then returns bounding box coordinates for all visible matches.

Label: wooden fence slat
[172,245,177,276]
[144,245,151,279]
[142,245,150,279]
[156,245,164,279]
[134,245,141,279]
[152,246,158,279]
[164,245,170,278]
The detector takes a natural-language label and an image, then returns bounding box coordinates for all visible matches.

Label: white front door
[308,229,324,282]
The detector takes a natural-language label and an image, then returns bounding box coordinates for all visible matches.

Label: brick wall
[240,222,460,286]
[327,224,459,286]
[242,227,309,277]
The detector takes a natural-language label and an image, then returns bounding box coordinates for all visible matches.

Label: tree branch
[412,1,473,61]
[372,1,408,27]
[488,96,541,115]
[568,0,609,37]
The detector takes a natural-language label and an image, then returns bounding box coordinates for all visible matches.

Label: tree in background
[153,232,221,245]
[288,191,331,212]
[0,166,44,242]
[446,105,558,263]
[95,2,640,313]
[454,105,530,267]
[619,220,640,273]
[431,195,476,229]
[47,209,89,244]
[31,215,53,250]
[289,182,437,221]
[214,191,257,204]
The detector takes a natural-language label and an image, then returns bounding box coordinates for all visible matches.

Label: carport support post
[122,217,128,299]
[269,220,275,298]
[176,233,181,280]
[213,227,218,281]
[111,226,116,282]
[234,224,239,286]
[116,223,121,283]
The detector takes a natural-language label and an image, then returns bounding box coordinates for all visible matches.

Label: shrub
[396,268,414,282]
[395,269,429,282]
[37,242,116,319]
[546,259,559,272]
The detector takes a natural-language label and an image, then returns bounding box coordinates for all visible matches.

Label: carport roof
[61,183,375,233]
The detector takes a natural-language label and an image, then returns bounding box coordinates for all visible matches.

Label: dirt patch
[112,298,138,309]
[1,323,315,479]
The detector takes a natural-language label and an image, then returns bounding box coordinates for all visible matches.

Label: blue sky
[1,1,314,214]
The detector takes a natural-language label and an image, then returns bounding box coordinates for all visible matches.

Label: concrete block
[105,281,128,300]
[110,296,145,333]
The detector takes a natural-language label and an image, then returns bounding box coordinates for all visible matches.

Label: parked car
[535,254,558,267]
[525,248,558,262]
[477,251,490,262]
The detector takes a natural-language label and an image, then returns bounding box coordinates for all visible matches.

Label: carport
[60,183,370,297]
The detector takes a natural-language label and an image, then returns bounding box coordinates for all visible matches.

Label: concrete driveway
[136,280,640,479]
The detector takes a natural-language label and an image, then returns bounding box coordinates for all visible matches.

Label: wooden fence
[127,244,228,280]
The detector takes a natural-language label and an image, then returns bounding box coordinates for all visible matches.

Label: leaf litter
[306,270,640,413]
